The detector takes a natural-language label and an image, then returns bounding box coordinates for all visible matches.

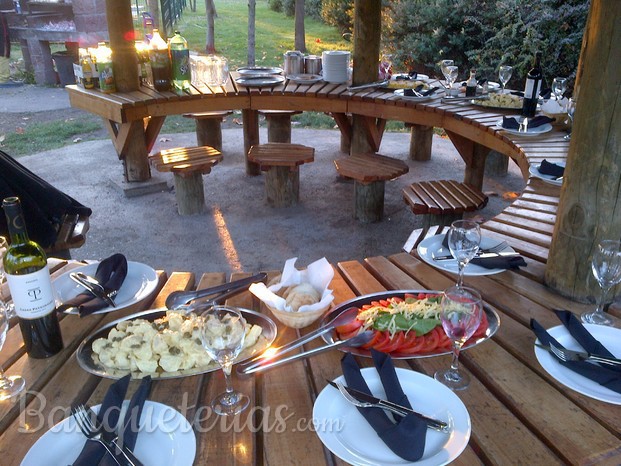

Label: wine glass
[552,77,567,109]
[439,59,454,89]
[445,65,459,97]
[434,286,483,391]
[0,301,25,400]
[564,97,576,140]
[447,219,481,286]
[498,65,513,94]
[581,240,621,326]
[0,237,14,319]
[199,305,249,415]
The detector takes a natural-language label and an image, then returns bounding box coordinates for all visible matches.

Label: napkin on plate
[531,310,621,394]
[471,255,527,270]
[73,375,152,466]
[341,351,427,461]
[58,253,128,316]
[538,159,565,178]
[502,115,555,130]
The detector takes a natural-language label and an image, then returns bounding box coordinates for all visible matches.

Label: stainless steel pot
[304,55,322,75]
[283,50,304,76]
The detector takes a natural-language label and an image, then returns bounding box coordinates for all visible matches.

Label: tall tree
[248,0,256,65]
[294,0,306,52]
[205,0,217,53]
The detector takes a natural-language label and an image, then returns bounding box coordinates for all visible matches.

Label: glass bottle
[465,69,477,97]
[169,30,191,92]
[149,29,172,92]
[521,51,543,118]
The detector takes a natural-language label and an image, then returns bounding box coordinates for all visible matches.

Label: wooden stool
[183,111,232,152]
[404,123,433,161]
[258,110,302,143]
[248,143,314,207]
[402,180,488,229]
[150,146,223,215]
[334,153,409,223]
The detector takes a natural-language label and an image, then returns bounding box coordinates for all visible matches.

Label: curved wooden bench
[334,153,409,223]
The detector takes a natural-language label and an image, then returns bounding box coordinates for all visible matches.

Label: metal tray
[76,308,277,379]
[236,66,283,76]
[320,289,500,359]
[235,75,286,87]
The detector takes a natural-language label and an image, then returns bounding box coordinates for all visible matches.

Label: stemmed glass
[581,240,621,326]
[447,219,481,286]
[439,59,454,89]
[552,77,567,109]
[434,286,483,391]
[0,237,14,319]
[0,301,25,400]
[564,97,576,140]
[445,65,459,97]
[199,305,249,416]
[498,65,513,94]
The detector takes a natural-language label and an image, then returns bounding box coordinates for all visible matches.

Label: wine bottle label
[524,78,541,99]
[7,268,56,319]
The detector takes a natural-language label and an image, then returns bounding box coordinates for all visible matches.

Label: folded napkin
[502,115,555,130]
[531,310,621,394]
[73,375,152,466]
[471,254,527,270]
[341,350,427,461]
[58,254,128,316]
[538,159,565,178]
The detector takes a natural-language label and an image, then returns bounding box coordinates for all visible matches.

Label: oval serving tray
[320,289,500,359]
[235,75,286,87]
[237,66,283,76]
[76,307,277,379]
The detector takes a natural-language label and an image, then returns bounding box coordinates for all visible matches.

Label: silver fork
[72,405,121,466]
[482,240,509,254]
[548,343,621,367]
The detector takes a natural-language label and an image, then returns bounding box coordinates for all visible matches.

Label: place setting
[496,114,554,136]
[529,159,565,186]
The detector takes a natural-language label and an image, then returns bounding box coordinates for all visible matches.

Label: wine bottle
[2,197,63,359]
[149,29,172,92]
[465,69,477,97]
[169,30,191,92]
[521,51,543,118]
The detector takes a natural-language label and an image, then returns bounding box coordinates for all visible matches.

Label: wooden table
[1,256,619,465]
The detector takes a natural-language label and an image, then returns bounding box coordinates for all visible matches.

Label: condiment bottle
[465,69,477,97]
[149,29,172,92]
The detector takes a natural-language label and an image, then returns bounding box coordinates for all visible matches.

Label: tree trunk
[247,0,256,65]
[350,0,380,154]
[544,0,621,302]
[147,0,160,29]
[294,0,306,52]
[105,0,139,92]
[205,0,216,53]
[189,0,196,13]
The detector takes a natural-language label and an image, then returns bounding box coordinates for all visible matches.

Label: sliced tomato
[382,332,405,353]
[339,329,363,340]
[419,327,441,353]
[361,330,383,349]
[391,296,404,303]
[378,299,391,308]
[399,334,427,354]
[373,331,394,352]
[336,319,363,335]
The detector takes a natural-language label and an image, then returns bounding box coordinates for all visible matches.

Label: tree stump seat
[149,145,223,215]
[402,179,488,229]
[182,111,233,152]
[258,110,302,143]
[334,153,409,223]
[247,143,315,207]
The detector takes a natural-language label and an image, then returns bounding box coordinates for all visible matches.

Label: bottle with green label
[169,30,191,92]
[2,197,63,359]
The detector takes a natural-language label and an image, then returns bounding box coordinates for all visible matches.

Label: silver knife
[70,272,117,308]
[326,380,450,433]
[433,251,521,261]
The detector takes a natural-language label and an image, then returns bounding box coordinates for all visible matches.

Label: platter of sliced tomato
[321,290,499,359]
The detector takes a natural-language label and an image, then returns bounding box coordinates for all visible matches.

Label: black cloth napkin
[73,375,152,466]
[57,254,128,316]
[341,351,426,461]
[502,115,555,130]
[539,159,565,178]
[471,255,527,270]
[530,310,621,394]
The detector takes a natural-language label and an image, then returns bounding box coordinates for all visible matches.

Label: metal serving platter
[234,75,286,87]
[76,308,277,379]
[320,290,500,359]
[236,66,284,76]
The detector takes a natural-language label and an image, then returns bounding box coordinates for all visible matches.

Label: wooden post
[545,0,621,301]
[350,0,380,154]
[407,124,433,161]
[242,108,260,176]
[353,181,384,223]
[265,167,300,207]
[485,150,509,177]
[105,0,139,92]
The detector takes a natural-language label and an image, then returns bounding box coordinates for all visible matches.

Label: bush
[268,0,283,12]
[306,0,323,20]
[321,0,354,34]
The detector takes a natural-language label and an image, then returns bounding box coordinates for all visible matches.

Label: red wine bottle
[2,197,63,358]
[521,51,543,118]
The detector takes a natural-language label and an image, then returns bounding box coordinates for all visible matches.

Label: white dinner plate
[529,162,565,186]
[313,368,471,466]
[54,261,159,315]
[417,234,516,276]
[496,116,553,136]
[287,73,323,84]
[21,401,196,466]
[393,88,442,103]
[534,324,621,405]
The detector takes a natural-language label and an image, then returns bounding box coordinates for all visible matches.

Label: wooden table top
[1,256,619,465]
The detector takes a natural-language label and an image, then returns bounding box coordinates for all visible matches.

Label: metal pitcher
[304,55,322,75]
[283,51,304,76]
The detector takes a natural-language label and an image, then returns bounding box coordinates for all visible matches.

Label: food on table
[386,80,429,90]
[282,282,322,311]
[91,310,263,375]
[474,93,522,109]
[334,293,489,355]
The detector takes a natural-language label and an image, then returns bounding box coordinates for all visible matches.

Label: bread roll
[284,283,321,311]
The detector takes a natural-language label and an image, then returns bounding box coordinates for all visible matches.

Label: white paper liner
[249,257,334,313]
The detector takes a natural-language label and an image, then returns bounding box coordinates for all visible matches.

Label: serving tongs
[237,307,370,376]
[347,80,389,92]
[165,272,267,309]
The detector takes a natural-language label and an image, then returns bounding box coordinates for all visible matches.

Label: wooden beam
[105,0,139,92]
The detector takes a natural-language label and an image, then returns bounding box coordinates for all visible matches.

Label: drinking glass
[0,237,14,319]
[199,305,249,415]
[582,240,621,326]
[0,302,25,400]
[439,59,454,88]
[564,97,576,140]
[447,219,481,287]
[498,65,513,94]
[445,65,459,97]
[434,286,483,391]
[552,77,567,108]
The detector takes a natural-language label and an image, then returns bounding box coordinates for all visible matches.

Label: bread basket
[266,301,332,328]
